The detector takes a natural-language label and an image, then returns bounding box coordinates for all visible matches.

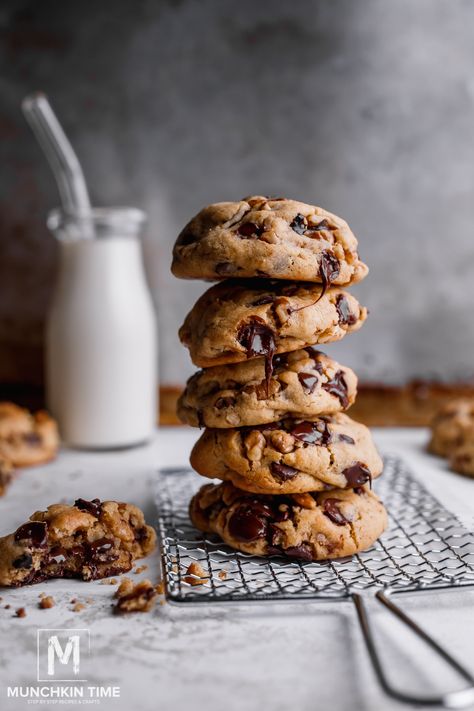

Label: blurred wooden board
[1,382,474,428]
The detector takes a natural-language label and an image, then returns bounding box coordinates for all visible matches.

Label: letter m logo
[37,629,90,681]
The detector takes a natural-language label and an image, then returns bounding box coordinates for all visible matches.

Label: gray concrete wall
[1,0,474,386]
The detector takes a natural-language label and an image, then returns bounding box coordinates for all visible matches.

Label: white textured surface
[0,427,473,711]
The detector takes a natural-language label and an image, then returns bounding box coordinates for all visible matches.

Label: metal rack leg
[352,590,474,708]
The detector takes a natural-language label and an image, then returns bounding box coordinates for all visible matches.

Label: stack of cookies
[172,196,387,562]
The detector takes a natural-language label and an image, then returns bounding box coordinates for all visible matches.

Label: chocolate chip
[305,347,324,373]
[319,250,340,296]
[12,553,33,569]
[283,543,313,561]
[270,462,299,481]
[88,538,118,563]
[215,262,238,276]
[336,294,357,326]
[343,463,372,488]
[237,317,276,390]
[197,410,205,429]
[290,213,307,235]
[251,294,275,306]
[298,372,319,394]
[339,434,355,444]
[322,370,349,408]
[214,396,236,410]
[49,546,67,565]
[354,487,365,496]
[237,222,263,238]
[291,421,331,446]
[323,499,349,526]
[177,227,198,246]
[311,218,330,232]
[228,501,272,541]
[272,353,288,371]
[75,498,102,517]
[14,521,48,548]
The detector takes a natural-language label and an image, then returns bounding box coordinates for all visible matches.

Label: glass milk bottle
[46,208,157,448]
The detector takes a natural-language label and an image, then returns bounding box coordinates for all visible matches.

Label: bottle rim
[47,206,146,233]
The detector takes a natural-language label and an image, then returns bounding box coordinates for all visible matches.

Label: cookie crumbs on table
[15,607,26,618]
[39,595,55,609]
[183,561,209,586]
[114,578,158,614]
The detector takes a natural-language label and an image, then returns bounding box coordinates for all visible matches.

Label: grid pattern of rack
[156,456,474,603]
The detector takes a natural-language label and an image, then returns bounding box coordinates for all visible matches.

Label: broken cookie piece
[0,498,156,587]
[114,578,158,613]
[0,402,59,468]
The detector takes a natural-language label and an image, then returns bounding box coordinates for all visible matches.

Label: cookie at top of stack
[172,196,387,562]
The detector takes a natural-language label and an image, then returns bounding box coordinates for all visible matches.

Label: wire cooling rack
[155,455,474,604]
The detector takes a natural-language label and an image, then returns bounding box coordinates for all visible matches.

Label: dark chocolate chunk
[323,498,349,526]
[270,462,299,481]
[228,500,273,541]
[88,538,119,563]
[291,420,331,446]
[290,213,307,235]
[305,347,325,373]
[336,294,357,326]
[343,463,372,488]
[283,543,313,561]
[339,434,355,444]
[75,498,102,517]
[237,222,263,238]
[251,294,275,306]
[12,553,33,569]
[214,396,236,410]
[49,546,68,565]
[319,250,340,296]
[322,370,349,408]
[298,372,319,394]
[197,410,205,429]
[14,521,48,548]
[237,317,276,390]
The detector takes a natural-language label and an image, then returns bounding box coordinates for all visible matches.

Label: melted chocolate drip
[323,499,349,526]
[290,213,307,235]
[270,462,299,481]
[237,318,276,392]
[305,347,325,372]
[14,521,48,548]
[291,421,331,446]
[228,500,273,541]
[343,463,372,488]
[237,222,263,238]
[298,372,319,394]
[336,294,357,326]
[75,498,102,517]
[283,543,313,561]
[197,410,205,429]
[319,250,340,298]
[322,370,349,408]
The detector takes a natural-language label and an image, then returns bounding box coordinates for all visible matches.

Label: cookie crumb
[15,607,26,618]
[218,569,228,580]
[39,596,55,610]
[134,564,148,575]
[155,581,165,595]
[184,561,209,586]
[38,592,46,599]
[100,578,118,585]
[72,602,86,613]
[4,604,10,609]
[114,579,157,614]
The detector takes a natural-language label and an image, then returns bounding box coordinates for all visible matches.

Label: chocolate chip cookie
[190,413,383,494]
[0,458,14,497]
[0,402,59,467]
[428,399,474,457]
[0,498,156,587]
[179,279,367,369]
[190,481,387,561]
[172,196,368,286]
[178,349,357,428]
